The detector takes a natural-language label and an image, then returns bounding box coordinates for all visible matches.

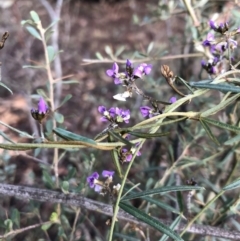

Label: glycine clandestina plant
[3,2,240,241]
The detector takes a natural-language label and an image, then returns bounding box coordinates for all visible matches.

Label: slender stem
[108,141,144,241]
[183,0,200,27]
[37,21,59,187]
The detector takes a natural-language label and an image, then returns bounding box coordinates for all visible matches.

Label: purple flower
[86,172,102,192]
[209,20,217,30]
[102,170,115,178]
[201,60,217,74]
[209,20,228,34]
[106,63,122,85]
[31,97,49,123]
[38,97,48,114]
[202,32,215,47]
[140,106,152,118]
[134,63,152,78]
[126,59,132,67]
[115,108,130,123]
[122,148,133,162]
[169,97,177,103]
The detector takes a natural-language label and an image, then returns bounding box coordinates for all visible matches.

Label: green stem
[108,141,144,241]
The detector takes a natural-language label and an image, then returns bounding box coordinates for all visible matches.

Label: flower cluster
[140,97,177,118]
[98,105,130,124]
[201,20,239,75]
[119,143,141,163]
[87,170,120,195]
[31,97,49,124]
[106,59,152,101]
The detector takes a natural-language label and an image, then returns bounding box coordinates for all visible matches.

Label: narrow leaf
[109,134,123,178]
[53,128,96,145]
[223,179,240,191]
[224,134,240,145]
[201,92,240,117]
[115,46,125,57]
[22,65,45,69]
[190,82,240,93]
[25,26,41,40]
[202,117,240,133]
[58,94,72,109]
[119,202,184,241]
[200,119,220,145]
[159,216,182,241]
[129,131,169,139]
[143,196,181,215]
[122,186,204,201]
[95,52,103,60]
[0,82,12,94]
[108,130,133,148]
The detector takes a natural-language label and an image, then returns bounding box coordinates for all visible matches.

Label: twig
[0,183,240,240]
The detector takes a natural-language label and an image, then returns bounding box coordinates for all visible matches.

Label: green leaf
[115,46,125,57]
[147,41,154,54]
[57,80,78,85]
[65,167,76,180]
[223,179,240,191]
[36,89,47,99]
[53,128,97,145]
[143,196,181,215]
[47,46,55,62]
[129,131,169,139]
[95,52,103,60]
[108,134,123,178]
[22,65,45,69]
[0,82,13,94]
[45,19,59,32]
[4,219,13,232]
[201,93,240,117]
[105,45,113,56]
[224,134,240,145]
[30,10,40,23]
[199,119,220,145]
[54,112,64,123]
[61,181,69,194]
[159,216,182,241]
[42,170,54,188]
[119,202,184,241]
[41,222,53,231]
[189,82,240,93]
[25,26,41,40]
[108,130,133,148]
[10,208,20,228]
[122,185,204,201]
[202,117,240,133]
[50,212,59,222]
[58,94,72,109]
[0,131,15,143]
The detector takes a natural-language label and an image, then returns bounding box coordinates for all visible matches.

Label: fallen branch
[0,183,239,240]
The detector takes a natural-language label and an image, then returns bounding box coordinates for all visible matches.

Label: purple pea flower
[122,148,133,162]
[106,62,122,85]
[115,108,130,123]
[31,97,49,123]
[86,172,102,192]
[38,97,48,114]
[134,63,152,79]
[102,170,115,178]
[169,97,177,103]
[140,106,152,118]
[209,20,228,34]
[202,32,215,47]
